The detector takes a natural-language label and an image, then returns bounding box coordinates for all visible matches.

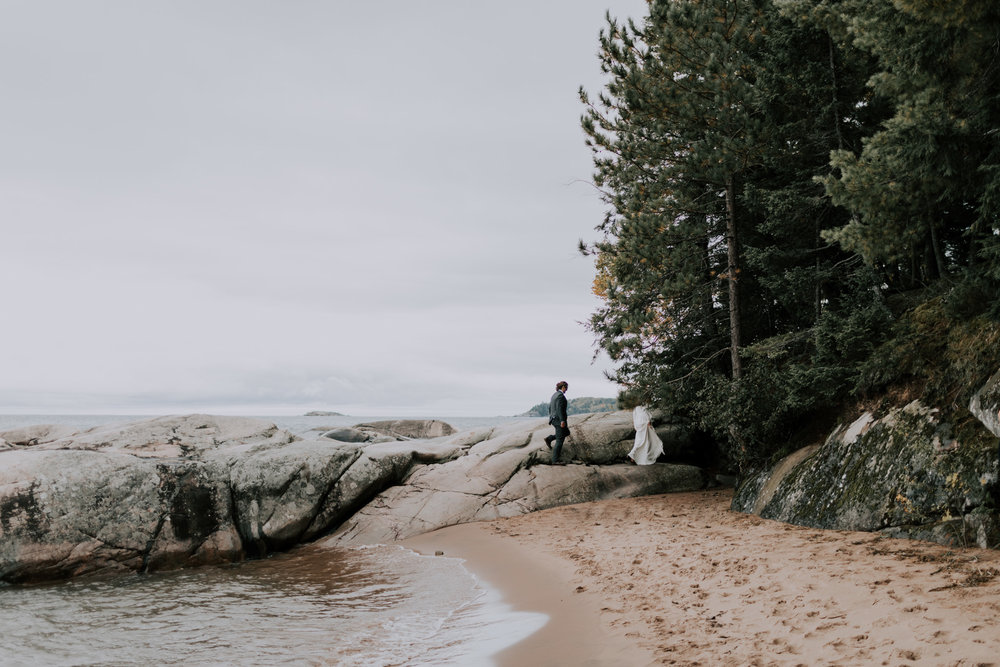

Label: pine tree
[582,0,771,386]
[582,0,881,470]
[812,0,1000,285]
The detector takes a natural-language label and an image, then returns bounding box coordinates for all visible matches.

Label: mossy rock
[970,366,1000,437]
[735,400,1000,548]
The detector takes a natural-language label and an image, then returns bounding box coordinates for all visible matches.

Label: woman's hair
[556,381,568,391]
[618,390,640,410]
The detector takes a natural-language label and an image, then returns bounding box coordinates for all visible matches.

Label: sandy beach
[403,489,1000,666]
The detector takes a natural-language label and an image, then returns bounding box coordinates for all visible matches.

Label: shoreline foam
[402,522,656,667]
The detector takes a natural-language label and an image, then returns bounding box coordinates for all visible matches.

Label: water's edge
[0,413,545,666]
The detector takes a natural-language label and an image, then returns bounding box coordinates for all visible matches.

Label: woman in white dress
[628,405,664,465]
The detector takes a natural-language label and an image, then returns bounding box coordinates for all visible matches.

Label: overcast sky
[1,0,648,417]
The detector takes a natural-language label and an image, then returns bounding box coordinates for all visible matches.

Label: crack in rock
[140,512,169,572]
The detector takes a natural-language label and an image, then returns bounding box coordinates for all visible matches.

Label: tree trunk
[828,34,844,152]
[813,212,822,355]
[818,34,840,325]
[725,175,743,380]
[929,223,947,278]
[700,223,718,340]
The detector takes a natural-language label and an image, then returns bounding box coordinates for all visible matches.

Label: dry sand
[403,489,1000,666]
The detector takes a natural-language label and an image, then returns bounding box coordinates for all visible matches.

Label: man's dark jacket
[548,390,568,426]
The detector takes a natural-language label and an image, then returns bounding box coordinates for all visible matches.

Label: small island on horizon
[303,410,346,417]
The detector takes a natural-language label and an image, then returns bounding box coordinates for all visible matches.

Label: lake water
[0,414,545,666]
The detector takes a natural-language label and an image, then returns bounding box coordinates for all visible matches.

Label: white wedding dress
[628,406,664,465]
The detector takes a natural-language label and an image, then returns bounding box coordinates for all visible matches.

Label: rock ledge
[0,411,703,583]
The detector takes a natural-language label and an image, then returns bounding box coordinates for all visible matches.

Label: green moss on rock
[736,400,1000,548]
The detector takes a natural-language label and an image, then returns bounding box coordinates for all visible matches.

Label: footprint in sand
[816,621,846,631]
[930,629,949,643]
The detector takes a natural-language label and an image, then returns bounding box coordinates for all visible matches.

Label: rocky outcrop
[0,411,704,583]
[326,418,703,545]
[0,416,338,582]
[1,424,80,447]
[320,427,385,444]
[353,419,457,440]
[970,367,1000,437]
[734,387,1000,548]
[546,410,695,465]
[320,419,456,444]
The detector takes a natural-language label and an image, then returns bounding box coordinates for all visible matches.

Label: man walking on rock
[544,381,569,464]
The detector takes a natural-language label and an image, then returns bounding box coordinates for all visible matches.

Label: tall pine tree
[810,0,1000,286]
[582,0,880,470]
[582,0,770,387]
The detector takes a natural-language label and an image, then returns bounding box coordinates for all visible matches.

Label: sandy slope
[407,489,1000,666]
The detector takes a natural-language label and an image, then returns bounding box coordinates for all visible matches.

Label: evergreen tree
[582,0,770,387]
[581,0,1000,475]
[808,0,1000,286]
[582,0,881,470]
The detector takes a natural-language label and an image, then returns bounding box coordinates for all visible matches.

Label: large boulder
[25,414,296,457]
[320,427,376,444]
[353,419,457,440]
[0,449,241,582]
[225,441,362,556]
[560,411,635,464]
[545,410,696,465]
[296,438,469,542]
[970,366,1000,437]
[1,424,80,447]
[0,411,708,584]
[0,415,356,582]
[319,420,457,444]
[733,397,1000,548]
[325,417,705,545]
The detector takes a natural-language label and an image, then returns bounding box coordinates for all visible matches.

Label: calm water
[0,414,544,666]
[0,413,533,439]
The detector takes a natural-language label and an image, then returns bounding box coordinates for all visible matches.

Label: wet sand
[404,489,1000,666]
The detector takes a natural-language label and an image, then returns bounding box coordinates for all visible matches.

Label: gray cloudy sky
[1,0,647,416]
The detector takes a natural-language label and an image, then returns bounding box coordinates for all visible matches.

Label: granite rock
[733,391,1000,548]
[0,411,706,583]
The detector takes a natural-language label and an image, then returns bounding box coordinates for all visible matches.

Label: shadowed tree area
[582,0,1000,474]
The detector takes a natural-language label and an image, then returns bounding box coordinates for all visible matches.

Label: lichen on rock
[735,392,1000,548]
[0,411,705,583]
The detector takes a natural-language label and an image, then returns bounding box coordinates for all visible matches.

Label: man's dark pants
[550,423,570,463]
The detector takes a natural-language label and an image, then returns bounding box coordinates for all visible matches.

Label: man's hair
[556,381,568,391]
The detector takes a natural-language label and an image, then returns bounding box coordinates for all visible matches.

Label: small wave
[0,540,544,667]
